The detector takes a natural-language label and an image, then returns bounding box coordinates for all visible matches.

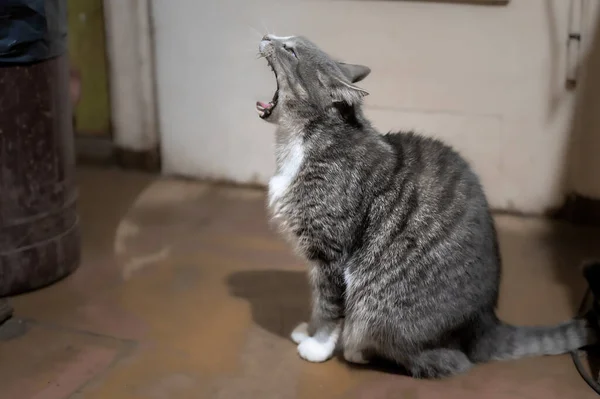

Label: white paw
[291,322,309,344]
[344,350,369,365]
[297,337,335,363]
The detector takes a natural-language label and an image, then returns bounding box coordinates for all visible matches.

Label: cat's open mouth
[256,59,279,119]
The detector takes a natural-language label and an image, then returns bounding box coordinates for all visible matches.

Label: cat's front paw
[297,337,335,363]
[291,322,309,344]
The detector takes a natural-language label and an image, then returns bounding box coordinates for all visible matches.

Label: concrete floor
[2,166,600,398]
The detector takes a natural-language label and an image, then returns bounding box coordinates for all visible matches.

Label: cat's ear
[338,62,371,83]
[330,78,369,105]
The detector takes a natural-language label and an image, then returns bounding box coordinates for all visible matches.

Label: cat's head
[256,35,371,124]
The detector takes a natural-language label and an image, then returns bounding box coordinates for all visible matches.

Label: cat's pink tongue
[256,101,273,110]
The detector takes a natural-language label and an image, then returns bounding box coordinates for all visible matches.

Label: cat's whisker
[248,25,264,39]
[260,19,272,35]
[242,40,261,53]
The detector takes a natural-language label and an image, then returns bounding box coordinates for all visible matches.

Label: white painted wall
[104,0,158,152]
[151,0,598,214]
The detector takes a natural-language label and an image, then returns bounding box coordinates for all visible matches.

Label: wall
[151,0,598,214]
[103,0,158,153]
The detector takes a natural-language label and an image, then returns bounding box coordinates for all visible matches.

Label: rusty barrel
[0,1,80,296]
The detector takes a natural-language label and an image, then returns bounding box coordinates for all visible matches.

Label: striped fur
[258,35,597,378]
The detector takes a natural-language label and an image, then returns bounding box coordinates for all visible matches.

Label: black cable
[572,348,600,394]
[0,299,12,326]
[571,288,600,395]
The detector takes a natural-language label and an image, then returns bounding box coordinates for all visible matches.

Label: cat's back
[359,131,500,322]
[382,131,486,206]
[372,130,498,272]
[384,131,471,175]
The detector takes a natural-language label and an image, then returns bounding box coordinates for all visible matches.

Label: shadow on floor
[227,270,311,339]
[226,269,412,375]
[496,219,600,317]
[228,217,600,377]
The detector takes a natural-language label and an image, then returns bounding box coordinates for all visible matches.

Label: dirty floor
[2,166,600,399]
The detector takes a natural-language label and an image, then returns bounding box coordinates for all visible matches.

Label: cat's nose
[262,35,272,42]
[259,37,272,53]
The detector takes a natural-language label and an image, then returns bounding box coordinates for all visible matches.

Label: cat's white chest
[268,137,304,213]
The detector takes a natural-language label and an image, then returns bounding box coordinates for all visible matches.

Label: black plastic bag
[0,0,67,65]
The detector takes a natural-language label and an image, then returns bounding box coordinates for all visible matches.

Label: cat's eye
[283,44,297,58]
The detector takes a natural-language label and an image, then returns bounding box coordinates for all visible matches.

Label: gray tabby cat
[256,34,596,378]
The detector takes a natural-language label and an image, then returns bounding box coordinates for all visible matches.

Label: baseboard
[75,135,115,165]
[553,193,600,226]
[114,147,161,172]
[404,0,509,5]
[76,136,161,172]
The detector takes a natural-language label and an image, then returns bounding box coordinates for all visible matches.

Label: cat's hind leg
[342,319,371,365]
[406,348,473,379]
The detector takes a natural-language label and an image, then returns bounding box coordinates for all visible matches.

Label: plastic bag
[0,0,67,64]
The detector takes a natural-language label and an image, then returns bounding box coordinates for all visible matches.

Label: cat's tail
[475,317,596,362]
[473,260,600,362]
